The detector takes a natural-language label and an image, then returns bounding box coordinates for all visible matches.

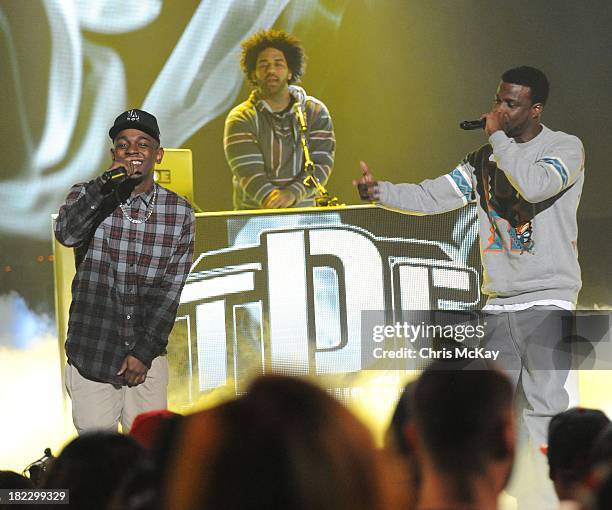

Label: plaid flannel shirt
[54,178,195,384]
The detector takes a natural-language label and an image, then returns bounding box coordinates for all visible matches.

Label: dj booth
[177,204,483,398]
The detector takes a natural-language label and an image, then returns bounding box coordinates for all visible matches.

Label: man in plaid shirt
[54,109,194,433]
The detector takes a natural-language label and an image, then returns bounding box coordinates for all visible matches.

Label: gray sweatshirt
[378,125,585,305]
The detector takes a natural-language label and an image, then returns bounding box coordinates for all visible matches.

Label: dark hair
[240,29,306,86]
[42,432,148,510]
[501,66,550,105]
[588,425,612,510]
[547,408,610,486]
[166,375,393,510]
[0,471,33,490]
[414,362,513,477]
[590,424,612,468]
[592,466,612,510]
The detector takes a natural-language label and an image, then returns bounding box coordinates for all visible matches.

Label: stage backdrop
[53,204,483,411]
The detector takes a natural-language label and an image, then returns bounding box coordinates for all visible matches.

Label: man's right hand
[263,188,297,209]
[353,161,380,201]
[100,158,146,195]
[117,354,148,387]
[100,161,129,194]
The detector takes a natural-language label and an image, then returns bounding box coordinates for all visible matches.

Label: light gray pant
[483,306,576,510]
[483,306,574,445]
[65,356,168,434]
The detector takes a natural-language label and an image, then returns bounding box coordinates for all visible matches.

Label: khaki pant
[65,356,168,434]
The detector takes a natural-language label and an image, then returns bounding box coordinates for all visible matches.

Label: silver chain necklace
[120,184,157,224]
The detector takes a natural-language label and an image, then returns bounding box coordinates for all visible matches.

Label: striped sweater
[224,85,335,210]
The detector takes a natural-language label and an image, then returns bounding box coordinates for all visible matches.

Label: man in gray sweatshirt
[355,66,585,508]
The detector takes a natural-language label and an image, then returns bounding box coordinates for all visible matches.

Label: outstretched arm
[354,160,474,215]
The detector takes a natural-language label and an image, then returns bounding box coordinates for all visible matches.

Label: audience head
[0,470,33,489]
[165,374,395,510]
[412,361,515,503]
[0,472,34,510]
[385,379,421,510]
[129,409,182,452]
[546,407,610,500]
[43,432,148,510]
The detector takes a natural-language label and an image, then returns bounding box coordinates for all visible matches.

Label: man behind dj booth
[224,29,335,210]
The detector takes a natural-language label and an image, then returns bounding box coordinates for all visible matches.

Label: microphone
[293,102,307,132]
[460,119,486,130]
[100,167,128,194]
[102,167,128,182]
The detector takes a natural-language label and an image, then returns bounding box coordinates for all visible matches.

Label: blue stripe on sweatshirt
[541,157,568,187]
[448,166,473,200]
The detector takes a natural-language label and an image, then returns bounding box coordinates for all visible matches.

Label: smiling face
[111,129,163,187]
[252,46,292,98]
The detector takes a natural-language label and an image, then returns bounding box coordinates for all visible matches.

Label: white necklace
[120,185,157,224]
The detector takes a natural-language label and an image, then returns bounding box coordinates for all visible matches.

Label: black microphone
[460,119,486,130]
[102,167,128,182]
[100,167,128,194]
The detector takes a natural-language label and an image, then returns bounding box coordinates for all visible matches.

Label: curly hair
[240,29,306,86]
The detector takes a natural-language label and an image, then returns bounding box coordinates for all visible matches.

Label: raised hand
[353,161,380,201]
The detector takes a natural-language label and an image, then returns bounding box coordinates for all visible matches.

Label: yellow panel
[51,217,75,393]
[154,148,196,209]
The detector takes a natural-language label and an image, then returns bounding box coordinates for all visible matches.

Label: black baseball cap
[109,109,160,143]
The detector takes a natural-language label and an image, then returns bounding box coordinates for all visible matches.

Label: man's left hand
[263,188,297,209]
[482,110,505,136]
[117,355,148,387]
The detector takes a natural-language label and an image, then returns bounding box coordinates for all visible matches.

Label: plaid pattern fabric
[54,179,195,384]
